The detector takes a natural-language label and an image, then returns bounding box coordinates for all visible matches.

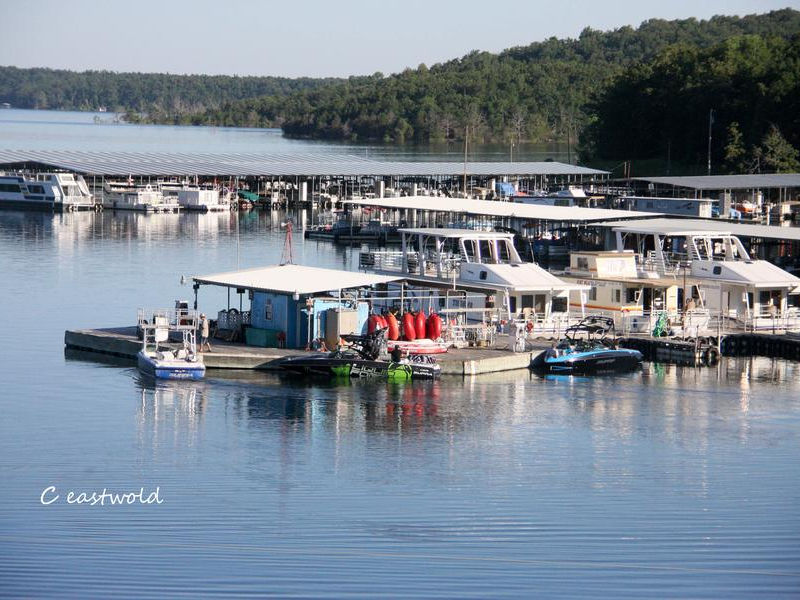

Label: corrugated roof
[347,195,653,223]
[0,149,608,177]
[193,264,399,295]
[634,174,800,190]
[599,217,800,241]
[398,227,515,238]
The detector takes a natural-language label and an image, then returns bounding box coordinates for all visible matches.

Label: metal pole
[707,108,714,176]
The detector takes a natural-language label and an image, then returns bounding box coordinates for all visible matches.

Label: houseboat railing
[137,308,200,331]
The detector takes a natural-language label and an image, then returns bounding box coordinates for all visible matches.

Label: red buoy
[427,313,442,340]
[402,312,417,341]
[415,310,427,339]
[386,313,400,341]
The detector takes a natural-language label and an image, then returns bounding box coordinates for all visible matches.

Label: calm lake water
[1,112,799,598]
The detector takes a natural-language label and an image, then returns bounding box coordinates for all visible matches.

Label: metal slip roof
[398,227,515,238]
[598,217,800,242]
[622,195,713,202]
[347,195,655,223]
[193,264,400,295]
[634,174,800,190]
[0,149,608,177]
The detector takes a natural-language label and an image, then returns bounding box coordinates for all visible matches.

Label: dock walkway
[64,327,543,376]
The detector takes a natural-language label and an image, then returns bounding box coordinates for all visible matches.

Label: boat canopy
[194,264,400,296]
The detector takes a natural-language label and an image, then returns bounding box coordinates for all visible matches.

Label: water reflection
[122,357,800,465]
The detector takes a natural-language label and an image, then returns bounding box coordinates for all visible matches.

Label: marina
[4,108,800,598]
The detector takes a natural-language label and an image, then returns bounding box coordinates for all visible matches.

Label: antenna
[280,218,294,265]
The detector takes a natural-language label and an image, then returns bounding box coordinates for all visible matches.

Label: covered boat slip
[344,195,654,237]
[0,150,610,209]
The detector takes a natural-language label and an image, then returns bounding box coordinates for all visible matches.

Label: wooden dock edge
[65,329,536,376]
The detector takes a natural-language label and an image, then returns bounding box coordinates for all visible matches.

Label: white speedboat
[137,314,205,380]
[0,171,95,210]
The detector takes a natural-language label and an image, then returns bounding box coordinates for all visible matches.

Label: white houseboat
[558,249,711,335]
[359,228,586,332]
[159,182,228,211]
[102,181,180,212]
[566,223,800,331]
[0,172,95,210]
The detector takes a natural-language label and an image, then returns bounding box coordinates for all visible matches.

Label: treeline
[580,35,800,172]
[194,9,800,143]
[0,66,341,121]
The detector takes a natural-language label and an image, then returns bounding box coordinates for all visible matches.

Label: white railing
[360,250,406,273]
[137,308,200,331]
[216,309,251,331]
[737,309,800,333]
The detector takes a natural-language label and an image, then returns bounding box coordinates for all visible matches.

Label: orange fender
[402,313,416,341]
[387,313,400,341]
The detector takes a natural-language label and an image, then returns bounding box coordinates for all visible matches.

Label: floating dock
[64,327,542,376]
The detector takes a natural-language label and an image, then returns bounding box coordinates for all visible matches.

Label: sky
[1,0,798,78]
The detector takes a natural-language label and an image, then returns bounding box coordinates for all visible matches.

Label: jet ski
[279,330,441,381]
[530,316,643,374]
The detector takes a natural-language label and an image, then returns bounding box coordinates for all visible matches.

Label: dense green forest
[197,8,800,146]
[0,67,342,118]
[580,35,800,172]
[2,8,799,172]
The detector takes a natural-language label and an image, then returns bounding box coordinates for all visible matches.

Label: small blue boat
[531,316,643,375]
[137,318,205,380]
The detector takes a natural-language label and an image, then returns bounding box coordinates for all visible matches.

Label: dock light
[293,290,300,301]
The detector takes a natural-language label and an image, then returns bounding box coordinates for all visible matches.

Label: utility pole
[707,108,715,176]
[463,123,468,196]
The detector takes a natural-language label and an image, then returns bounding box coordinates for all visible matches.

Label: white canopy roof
[347,196,651,223]
[399,227,514,239]
[602,217,800,242]
[193,264,399,295]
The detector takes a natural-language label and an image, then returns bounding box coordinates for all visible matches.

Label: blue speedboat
[531,316,642,375]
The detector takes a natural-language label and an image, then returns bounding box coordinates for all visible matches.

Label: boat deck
[64,326,545,376]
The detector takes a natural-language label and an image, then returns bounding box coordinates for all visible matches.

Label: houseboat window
[0,183,22,193]
[535,294,547,313]
[479,270,488,280]
[478,240,493,263]
[576,257,589,270]
[497,240,511,263]
[614,289,621,303]
[713,266,722,275]
[509,296,517,313]
[588,287,597,301]
[551,297,568,313]
[789,295,800,308]
[462,240,477,262]
[626,288,638,303]
[521,295,534,309]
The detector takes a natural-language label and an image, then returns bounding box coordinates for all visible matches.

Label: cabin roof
[193,264,399,295]
[601,217,800,241]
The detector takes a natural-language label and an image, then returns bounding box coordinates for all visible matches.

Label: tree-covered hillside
[205,8,800,143]
[0,67,342,118]
[580,35,800,173]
